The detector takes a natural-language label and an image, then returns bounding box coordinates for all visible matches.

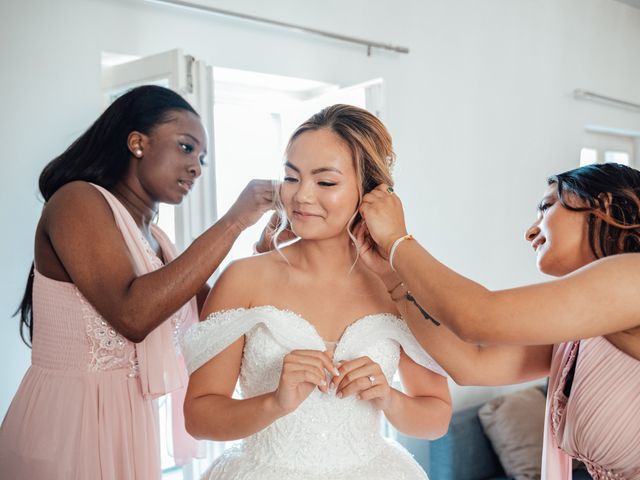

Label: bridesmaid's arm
[394,288,552,386]
[42,180,272,343]
[359,184,640,345]
[392,240,640,345]
[195,283,211,315]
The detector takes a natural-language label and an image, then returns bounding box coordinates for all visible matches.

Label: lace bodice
[181,306,446,479]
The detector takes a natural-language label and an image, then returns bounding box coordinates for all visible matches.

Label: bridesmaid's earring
[135,149,143,158]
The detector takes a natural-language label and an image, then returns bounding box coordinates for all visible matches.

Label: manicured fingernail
[330,382,335,389]
[356,394,361,400]
[337,392,343,398]
[334,368,340,376]
[321,380,327,386]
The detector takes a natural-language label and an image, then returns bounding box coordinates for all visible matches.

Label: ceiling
[615,0,640,9]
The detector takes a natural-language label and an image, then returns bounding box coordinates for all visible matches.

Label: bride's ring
[368,375,375,384]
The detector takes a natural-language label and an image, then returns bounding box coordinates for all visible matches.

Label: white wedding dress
[181,306,447,480]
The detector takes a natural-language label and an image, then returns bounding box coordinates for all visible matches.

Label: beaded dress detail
[181,306,447,480]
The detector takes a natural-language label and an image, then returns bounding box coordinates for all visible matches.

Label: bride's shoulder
[202,249,290,315]
[223,248,290,283]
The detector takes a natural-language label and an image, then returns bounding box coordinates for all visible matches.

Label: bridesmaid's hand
[359,184,409,255]
[353,221,401,289]
[254,212,297,254]
[225,179,275,231]
[333,356,392,411]
[274,350,337,414]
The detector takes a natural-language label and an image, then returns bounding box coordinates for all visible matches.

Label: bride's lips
[292,210,322,220]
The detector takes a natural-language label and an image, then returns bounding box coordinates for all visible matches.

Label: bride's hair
[272,104,395,258]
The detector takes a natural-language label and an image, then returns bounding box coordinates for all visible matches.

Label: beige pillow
[478,387,546,480]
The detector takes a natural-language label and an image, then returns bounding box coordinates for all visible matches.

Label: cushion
[478,387,546,480]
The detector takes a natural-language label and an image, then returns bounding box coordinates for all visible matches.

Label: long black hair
[17,85,198,346]
[549,162,640,258]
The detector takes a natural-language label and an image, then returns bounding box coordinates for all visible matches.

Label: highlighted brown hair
[272,104,395,256]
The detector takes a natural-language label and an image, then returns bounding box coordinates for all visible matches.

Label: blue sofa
[396,402,593,480]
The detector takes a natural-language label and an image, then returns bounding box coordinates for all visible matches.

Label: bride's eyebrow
[285,161,300,172]
[284,162,342,175]
[311,167,343,175]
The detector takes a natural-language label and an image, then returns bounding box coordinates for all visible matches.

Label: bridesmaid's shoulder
[42,181,112,227]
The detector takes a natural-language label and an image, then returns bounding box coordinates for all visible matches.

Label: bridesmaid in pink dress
[0,85,275,479]
[357,162,640,479]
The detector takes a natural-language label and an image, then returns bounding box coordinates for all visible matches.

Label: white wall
[1,0,640,416]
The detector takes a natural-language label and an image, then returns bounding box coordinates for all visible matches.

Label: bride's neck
[294,235,356,275]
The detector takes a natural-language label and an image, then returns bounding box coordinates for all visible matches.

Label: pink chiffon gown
[542,336,640,480]
[0,183,199,479]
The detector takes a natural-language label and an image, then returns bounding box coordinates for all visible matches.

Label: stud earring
[135,149,143,157]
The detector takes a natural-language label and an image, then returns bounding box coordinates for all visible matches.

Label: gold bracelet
[389,234,413,271]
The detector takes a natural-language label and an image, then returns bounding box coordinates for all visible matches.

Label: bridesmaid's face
[524,184,595,276]
[281,128,360,240]
[132,110,208,204]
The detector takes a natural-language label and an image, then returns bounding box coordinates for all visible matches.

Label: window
[604,150,630,165]
[580,129,636,168]
[579,147,598,166]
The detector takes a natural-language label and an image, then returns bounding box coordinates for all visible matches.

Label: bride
[181,104,451,479]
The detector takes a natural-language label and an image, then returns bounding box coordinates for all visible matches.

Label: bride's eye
[284,176,299,183]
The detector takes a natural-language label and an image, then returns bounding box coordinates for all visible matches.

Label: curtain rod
[574,89,640,112]
[143,0,410,56]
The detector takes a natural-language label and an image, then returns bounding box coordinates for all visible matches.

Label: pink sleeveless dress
[542,337,640,480]
[0,184,199,479]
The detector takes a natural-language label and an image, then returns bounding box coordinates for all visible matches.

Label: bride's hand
[333,356,392,411]
[274,350,337,413]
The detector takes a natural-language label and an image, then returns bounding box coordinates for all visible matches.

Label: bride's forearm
[185,392,287,441]
[383,389,451,439]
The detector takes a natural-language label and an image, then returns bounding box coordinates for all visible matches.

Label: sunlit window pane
[579,148,598,166]
[604,150,630,166]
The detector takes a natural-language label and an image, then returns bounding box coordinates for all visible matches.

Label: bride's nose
[293,180,314,203]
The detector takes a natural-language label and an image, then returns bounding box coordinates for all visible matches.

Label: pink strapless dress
[0,183,199,479]
[543,336,640,480]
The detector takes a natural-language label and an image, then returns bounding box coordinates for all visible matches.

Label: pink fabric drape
[541,342,574,480]
[92,184,203,464]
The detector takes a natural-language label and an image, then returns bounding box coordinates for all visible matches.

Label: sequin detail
[79,289,137,375]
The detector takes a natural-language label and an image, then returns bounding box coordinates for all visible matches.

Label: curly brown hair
[549,163,640,258]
